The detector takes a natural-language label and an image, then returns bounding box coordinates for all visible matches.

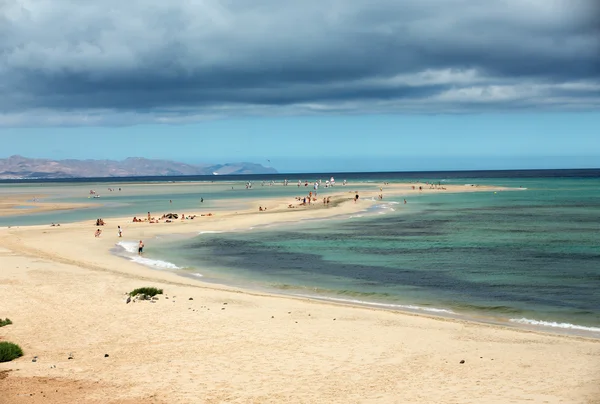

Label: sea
[2,169,599,336]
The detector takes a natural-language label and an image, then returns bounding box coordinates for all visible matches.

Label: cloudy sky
[0,0,599,171]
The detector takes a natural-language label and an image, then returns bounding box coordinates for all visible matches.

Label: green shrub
[0,342,23,363]
[129,287,163,297]
[0,318,12,327]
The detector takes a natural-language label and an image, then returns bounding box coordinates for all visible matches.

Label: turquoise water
[138,177,600,335]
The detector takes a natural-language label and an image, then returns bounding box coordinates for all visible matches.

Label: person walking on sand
[138,240,144,255]
[95,229,102,237]
[117,226,122,238]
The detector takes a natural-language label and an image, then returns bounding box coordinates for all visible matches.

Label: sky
[0,0,599,172]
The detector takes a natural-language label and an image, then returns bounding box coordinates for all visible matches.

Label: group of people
[131,212,212,224]
[290,194,334,207]
[411,182,447,191]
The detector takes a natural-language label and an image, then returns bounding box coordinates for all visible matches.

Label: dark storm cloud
[0,0,599,126]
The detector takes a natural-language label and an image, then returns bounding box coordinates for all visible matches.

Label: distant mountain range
[0,155,277,179]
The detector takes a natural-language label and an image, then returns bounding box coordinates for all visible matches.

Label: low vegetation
[129,287,163,297]
[0,342,23,363]
[0,318,12,327]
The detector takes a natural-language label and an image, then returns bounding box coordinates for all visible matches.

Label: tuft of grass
[0,318,12,327]
[129,287,163,297]
[0,342,23,363]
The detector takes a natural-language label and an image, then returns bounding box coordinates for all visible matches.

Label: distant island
[0,155,277,179]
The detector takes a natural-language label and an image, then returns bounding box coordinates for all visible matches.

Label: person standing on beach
[138,240,144,255]
[117,226,122,238]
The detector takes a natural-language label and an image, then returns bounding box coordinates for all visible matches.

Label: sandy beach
[1,183,598,403]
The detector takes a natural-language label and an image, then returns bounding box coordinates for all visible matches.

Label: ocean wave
[116,241,138,254]
[293,294,455,314]
[116,241,181,270]
[198,231,223,234]
[509,318,600,333]
[370,202,399,212]
[129,255,181,270]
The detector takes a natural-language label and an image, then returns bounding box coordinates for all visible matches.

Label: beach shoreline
[2,181,597,337]
[111,210,600,340]
[1,181,599,403]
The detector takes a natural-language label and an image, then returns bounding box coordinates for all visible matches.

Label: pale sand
[0,184,598,404]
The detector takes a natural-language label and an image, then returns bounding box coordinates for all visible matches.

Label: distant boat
[212,172,219,175]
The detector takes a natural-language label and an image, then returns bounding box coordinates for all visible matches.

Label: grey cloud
[0,0,599,126]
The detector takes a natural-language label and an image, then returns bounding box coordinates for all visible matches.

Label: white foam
[294,294,455,314]
[116,241,138,254]
[116,241,181,270]
[509,318,600,333]
[130,255,181,270]
[189,273,204,278]
[349,214,364,219]
[198,231,223,234]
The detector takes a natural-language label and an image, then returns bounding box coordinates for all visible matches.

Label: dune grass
[129,287,163,297]
[0,342,23,363]
[0,318,12,327]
